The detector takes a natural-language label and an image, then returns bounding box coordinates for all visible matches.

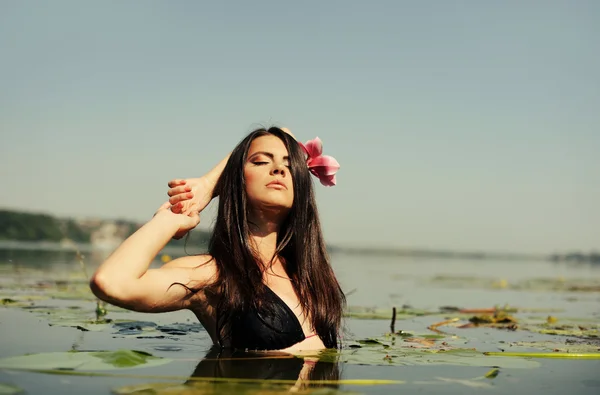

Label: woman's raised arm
[89,202,215,313]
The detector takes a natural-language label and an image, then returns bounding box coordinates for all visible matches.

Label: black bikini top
[225,286,306,351]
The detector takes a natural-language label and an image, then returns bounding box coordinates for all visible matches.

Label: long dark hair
[207,127,345,348]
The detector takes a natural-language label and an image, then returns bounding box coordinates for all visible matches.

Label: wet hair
[206,126,346,348]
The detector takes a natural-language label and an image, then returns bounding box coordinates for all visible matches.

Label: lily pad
[522,324,599,338]
[310,347,540,368]
[484,351,600,359]
[0,383,24,394]
[113,320,159,335]
[509,340,600,353]
[344,306,439,320]
[356,339,385,346]
[0,349,172,371]
[0,295,47,307]
[157,323,204,335]
[296,333,540,369]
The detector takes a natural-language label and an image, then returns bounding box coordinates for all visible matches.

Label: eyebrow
[248,151,289,161]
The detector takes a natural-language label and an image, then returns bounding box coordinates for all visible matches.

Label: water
[0,243,599,394]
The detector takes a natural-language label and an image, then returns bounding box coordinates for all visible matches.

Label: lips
[266,180,287,190]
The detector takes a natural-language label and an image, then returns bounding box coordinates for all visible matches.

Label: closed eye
[253,161,268,165]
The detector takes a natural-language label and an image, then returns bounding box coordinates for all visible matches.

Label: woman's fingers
[169,202,184,214]
[182,202,200,216]
[169,192,194,205]
[188,212,201,227]
[167,179,187,188]
[174,213,200,238]
[167,185,192,197]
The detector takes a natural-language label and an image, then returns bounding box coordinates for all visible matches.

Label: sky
[1,0,598,255]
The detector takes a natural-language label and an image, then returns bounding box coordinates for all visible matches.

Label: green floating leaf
[419,334,447,340]
[523,325,599,338]
[0,383,24,395]
[357,339,384,346]
[54,322,112,332]
[344,306,440,321]
[299,347,539,369]
[0,349,172,371]
[484,368,500,379]
[484,352,600,359]
[0,297,37,308]
[510,340,600,353]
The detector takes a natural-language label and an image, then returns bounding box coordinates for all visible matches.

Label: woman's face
[244,135,294,212]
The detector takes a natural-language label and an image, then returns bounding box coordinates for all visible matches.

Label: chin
[264,200,293,210]
[255,198,293,212]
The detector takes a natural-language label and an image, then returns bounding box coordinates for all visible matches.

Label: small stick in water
[390,307,397,333]
[428,317,460,330]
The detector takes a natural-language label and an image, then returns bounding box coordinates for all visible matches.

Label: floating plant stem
[428,318,460,330]
[75,249,107,320]
[76,250,89,280]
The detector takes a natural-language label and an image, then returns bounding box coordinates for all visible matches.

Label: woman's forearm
[204,153,231,193]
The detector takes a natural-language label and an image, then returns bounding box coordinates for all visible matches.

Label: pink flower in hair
[298,137,340,186]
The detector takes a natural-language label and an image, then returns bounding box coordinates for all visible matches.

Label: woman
[90,127,345,352]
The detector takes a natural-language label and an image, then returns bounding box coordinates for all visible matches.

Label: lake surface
[0,243,599,394]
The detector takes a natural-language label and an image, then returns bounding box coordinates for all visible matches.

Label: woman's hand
[154,201,200,239]
[167,177,215,216]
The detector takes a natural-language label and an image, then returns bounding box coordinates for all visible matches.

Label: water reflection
[0,244,110,270]
[0,243,170,272]
[185,347,341,392]
[115,348,342,394]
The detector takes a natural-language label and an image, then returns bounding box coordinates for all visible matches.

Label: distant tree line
[551,251,600,264]
[0,209,211,249]
[0,210,89,242]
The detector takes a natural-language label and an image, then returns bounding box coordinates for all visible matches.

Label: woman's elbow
[89,271,123,303]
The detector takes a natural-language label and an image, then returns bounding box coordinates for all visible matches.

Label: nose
[271,163,287,177]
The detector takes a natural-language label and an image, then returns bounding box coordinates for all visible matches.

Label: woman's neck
[247,206,292,272]
[250,231,278,268]
[248,212,281,269]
